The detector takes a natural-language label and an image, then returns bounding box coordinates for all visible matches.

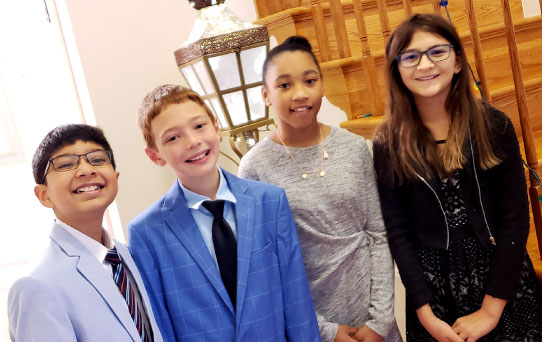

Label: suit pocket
[249,241,273,264]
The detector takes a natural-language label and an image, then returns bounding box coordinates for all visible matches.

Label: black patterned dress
[406,170,542,341]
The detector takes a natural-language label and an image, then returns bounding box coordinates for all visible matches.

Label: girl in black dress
[373,13,542,342]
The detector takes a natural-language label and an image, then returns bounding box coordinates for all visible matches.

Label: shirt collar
[179,167,236,210]
[55,218,112,263]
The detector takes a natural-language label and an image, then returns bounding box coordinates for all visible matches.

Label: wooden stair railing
[464,0,491,101]
[501,0,542,258]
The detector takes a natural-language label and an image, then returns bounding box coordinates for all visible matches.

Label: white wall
[59,0,346,228]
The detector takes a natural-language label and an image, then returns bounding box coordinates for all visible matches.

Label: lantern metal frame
[174,7,273,158]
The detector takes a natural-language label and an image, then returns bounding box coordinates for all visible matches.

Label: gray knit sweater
[238,127,401,341]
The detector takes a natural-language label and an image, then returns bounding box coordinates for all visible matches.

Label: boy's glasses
[41,150,113,184]
[395,44,454,68]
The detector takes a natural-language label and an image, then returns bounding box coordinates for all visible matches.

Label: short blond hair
[137,84,215,149]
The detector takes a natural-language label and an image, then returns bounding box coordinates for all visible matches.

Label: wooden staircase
[253,0,542,279]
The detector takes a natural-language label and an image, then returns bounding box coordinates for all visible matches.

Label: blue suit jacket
[8,223,163,342]
[128,170,320,342]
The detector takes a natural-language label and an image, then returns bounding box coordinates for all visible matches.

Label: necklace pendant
[302,173,308,179]
[319,170,326,177]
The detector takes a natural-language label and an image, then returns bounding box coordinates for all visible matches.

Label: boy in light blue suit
[129,84,320,342]
[8,124,163,342]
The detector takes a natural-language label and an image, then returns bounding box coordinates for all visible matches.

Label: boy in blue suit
[8,124,163,342]
[129,84,320,342]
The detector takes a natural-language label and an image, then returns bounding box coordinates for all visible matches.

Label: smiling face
[145,100,221,192]
[34,141,119,227]
[398,30,461,103]
[262,50,324,133]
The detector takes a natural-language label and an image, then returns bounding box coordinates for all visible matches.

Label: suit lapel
[50,225,140,342]
[162,181,235,314]
[223,171,255,321]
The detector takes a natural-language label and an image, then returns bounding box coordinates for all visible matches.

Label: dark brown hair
[374,13,499,183]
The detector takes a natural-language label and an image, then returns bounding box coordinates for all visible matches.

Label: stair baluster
[329,0,352,58]
[403,0,413,17]
[353,0,384,116]
[501,0,542,258]
[464,0,491,101]
[311,1,333,62]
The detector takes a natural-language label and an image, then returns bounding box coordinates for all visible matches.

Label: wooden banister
[353,0,384,116]
[311,2,332,62]
[403,0,413,17]
[464,0,491,102]
[376,0,391,40]
[501,0,542,258]
[329,0,351,58]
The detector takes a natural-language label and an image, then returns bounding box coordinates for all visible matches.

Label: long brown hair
[374,14,499,183]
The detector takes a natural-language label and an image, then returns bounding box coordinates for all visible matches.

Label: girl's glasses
[395,44,454,68]
[41,150,112,184]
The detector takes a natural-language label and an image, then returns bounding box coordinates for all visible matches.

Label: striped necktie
[105,247,148,342]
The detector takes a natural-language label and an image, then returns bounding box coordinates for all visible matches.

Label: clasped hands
[417,295,505,342]
[334,324,384,342]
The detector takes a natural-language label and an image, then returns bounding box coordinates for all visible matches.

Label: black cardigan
[373,106,530,310]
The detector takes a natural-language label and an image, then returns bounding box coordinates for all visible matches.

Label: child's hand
[334,325,359,342]
[352,325,383,342]
[452,295,506,342]
[417,304,463,342]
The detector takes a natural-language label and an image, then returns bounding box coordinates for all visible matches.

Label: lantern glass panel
[193,60,214,95]
[209,98,229,129]
[247,85,265,121]
[240,45,266,85]
[223,91,248,126]
[180,65,205,95]
[208,53,241,90]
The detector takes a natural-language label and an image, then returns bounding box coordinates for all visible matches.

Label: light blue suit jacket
[128,170,320,342]
[8,224,163,342]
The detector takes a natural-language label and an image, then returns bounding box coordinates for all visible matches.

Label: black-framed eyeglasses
[41,150,113,184]
[395,44,454,68]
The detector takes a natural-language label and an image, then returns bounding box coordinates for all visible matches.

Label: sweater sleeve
[373,141,433,310]
[359,142,397,337]
[238,149,260,181]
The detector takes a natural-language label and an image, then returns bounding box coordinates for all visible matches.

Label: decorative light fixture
[174,0,273,158]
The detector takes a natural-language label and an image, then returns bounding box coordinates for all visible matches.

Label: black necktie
[202,200,237,307]
[105,247,149,342]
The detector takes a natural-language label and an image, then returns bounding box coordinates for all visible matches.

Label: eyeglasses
[41,150,113,184]
[395,44,454,68]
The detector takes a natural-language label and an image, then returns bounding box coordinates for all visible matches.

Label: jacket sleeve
[276,189,321,342]
[360,142,397,337]
[484,113,530,301]
[8,277,77,342]
[128,225,176,342]
[373,142,432,310]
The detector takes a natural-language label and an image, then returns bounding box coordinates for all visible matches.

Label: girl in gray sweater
[238,36,401,342]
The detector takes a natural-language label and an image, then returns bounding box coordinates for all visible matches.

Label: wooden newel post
[501,0,542,257]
